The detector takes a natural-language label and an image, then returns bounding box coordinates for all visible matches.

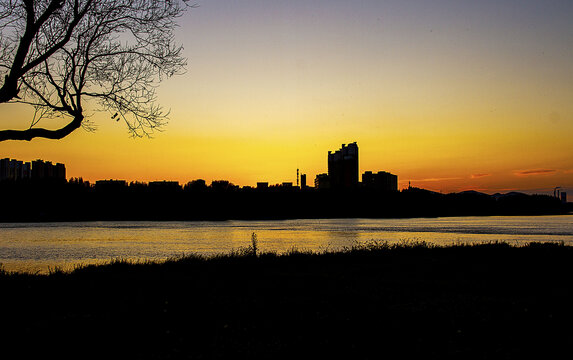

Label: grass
[1,241,573,359]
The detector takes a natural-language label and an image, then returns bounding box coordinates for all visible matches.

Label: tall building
[328,142,359,188]
[44,161,54,178]
[1,158,62,181]
[0,158,9,180]
[31,159,66,181]
[22,162,32,179]
[9,160,23,180]
[1,158,32,181]
[55,163,66,180]
[31,160,45,179]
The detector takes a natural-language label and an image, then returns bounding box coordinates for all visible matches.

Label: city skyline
[1,136,571,196]
[0,142,400,192]
[1,144,565,201]
[1,1,572,195]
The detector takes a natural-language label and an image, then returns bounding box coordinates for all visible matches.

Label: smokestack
[297,168,299,187]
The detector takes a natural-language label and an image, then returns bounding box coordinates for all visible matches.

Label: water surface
[1,215,572,273]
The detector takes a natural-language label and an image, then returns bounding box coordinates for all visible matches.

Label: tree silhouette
[0,0,189,141]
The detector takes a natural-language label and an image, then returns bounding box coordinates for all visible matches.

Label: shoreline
[0,211,571,224]
[2,242,573,358]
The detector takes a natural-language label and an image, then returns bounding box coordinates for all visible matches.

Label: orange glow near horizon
[1,1,572,195]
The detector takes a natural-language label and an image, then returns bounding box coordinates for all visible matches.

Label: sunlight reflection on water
[1,215,572,273]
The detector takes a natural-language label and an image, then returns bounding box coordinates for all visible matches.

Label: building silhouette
[328,142,359,188]
[149,181,181,191]
[300,174,307,189]
[31,160,66,180]
[256,182,269,190]
[314,173,330,189]
[185,179,207,191]
[1,158,64,181]
[362,171,398,191]
[95,179,128,191]
[0,158,32,181]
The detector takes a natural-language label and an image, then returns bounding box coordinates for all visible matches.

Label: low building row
[0,158,66,181]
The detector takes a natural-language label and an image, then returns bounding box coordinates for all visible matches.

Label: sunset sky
[1,0,572,195]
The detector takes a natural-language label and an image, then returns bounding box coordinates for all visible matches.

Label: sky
[1,0,572,195]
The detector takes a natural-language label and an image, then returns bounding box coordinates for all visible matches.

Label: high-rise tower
[327,142,358,188]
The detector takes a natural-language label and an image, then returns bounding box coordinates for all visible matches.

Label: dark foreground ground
[2,242,573,359]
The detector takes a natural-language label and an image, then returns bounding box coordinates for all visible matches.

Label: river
[1,215,572,273]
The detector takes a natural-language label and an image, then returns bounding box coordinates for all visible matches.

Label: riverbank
[1,241,572,359]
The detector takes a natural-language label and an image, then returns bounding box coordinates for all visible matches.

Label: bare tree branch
[0,0,191,141]
[0,113,83,141]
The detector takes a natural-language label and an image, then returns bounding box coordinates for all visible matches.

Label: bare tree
[0,0,189,141]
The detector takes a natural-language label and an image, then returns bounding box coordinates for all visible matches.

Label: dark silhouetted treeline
[0,179,569,221]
